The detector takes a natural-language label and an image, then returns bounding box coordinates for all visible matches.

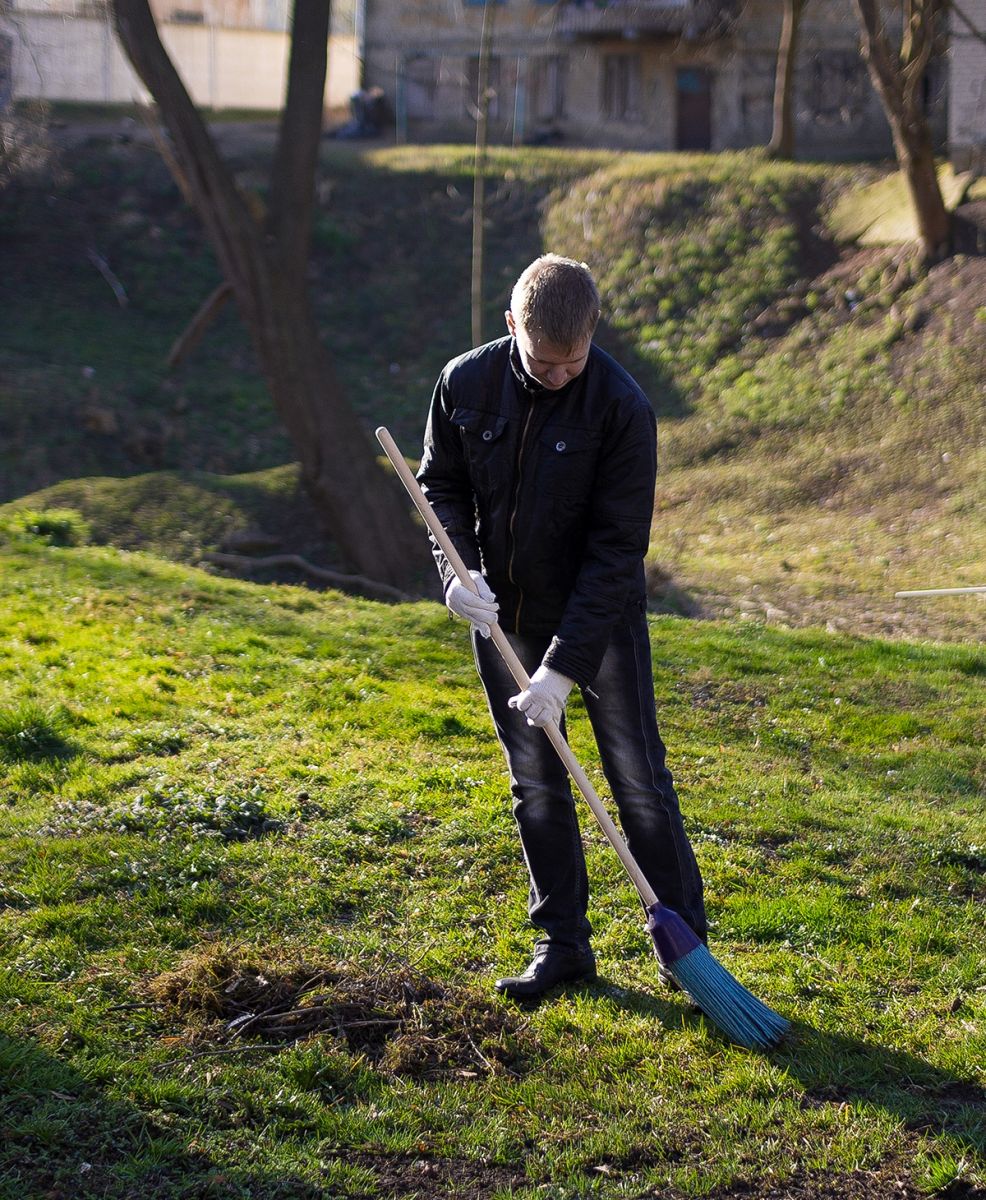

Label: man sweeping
[417,254,707,1000]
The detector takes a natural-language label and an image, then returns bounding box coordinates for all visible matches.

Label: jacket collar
[508,338,581,402]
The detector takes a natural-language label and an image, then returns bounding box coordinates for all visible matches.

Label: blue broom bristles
[645,902,789,1051]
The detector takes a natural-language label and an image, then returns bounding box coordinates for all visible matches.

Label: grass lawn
[1,533,983,1198]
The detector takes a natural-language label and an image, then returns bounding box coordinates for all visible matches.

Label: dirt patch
[686,678,769,711]
[741,244,898,347]
[953,199,986,256]
[147,947,539,1078]
[688,1170,948,1199]
[342,1150,528,1198]
[314,1158,978,1200]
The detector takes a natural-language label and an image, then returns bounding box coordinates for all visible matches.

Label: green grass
[1,534,983,1197]
[2,127,984,1198]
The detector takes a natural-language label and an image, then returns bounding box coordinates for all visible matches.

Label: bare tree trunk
[112,0,424,588]
[853,0,951,262]
[767,0,806,160]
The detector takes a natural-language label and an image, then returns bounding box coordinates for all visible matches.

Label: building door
[676,67,712,150]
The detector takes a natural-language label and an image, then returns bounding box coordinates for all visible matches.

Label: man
[417,254,706,1000]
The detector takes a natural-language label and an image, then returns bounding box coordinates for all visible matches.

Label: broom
[376,427,789,1051]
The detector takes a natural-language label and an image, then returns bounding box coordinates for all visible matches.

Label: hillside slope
[542,157,985,642]
[1,134,982,640]
[649,253,985,642]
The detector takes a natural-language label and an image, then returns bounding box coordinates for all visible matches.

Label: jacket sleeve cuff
[438,538,482,594]
[542,636,599,692]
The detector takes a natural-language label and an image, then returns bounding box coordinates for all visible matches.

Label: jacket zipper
[507,401,536,629]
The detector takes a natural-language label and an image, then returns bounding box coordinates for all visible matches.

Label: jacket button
[482,430,493,441]
[555,440,566,452]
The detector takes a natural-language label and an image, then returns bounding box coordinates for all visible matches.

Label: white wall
[950,0,986,169]
[10,12,358,110]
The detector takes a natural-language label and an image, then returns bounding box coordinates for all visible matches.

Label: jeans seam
[624,614,702,914]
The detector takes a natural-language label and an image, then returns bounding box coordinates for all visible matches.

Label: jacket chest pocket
[452,407,508,486]
[537,428,600,498]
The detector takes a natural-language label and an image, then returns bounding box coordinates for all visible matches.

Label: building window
[530,55,567,122]
[405,56,438,120]
[602,53,642,122]
[466,55,501,120]
[805,52,869,127]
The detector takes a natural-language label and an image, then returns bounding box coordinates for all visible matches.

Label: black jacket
[417,336,657,688]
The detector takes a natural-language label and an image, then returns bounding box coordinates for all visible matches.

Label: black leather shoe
[495,944,596,1000]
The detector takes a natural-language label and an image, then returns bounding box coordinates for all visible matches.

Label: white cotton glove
[446,570,499,638]
[509,664,575,729]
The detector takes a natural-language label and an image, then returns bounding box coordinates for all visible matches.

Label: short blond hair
[509,254,600,351]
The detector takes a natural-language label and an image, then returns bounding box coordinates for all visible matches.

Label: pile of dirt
[147,947,538,1079]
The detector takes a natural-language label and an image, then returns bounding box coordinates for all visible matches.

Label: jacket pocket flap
[452,407,507,442]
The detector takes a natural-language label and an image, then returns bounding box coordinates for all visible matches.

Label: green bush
[0,507,91,546]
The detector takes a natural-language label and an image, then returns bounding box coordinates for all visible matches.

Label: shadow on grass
[0,1034,327,1199]
[595,980,986,1161]
[0,703,78,765]
[0,1032,528,1198]
[774,1022,986,1153]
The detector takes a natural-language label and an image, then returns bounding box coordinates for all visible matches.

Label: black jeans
[473,603,707,953]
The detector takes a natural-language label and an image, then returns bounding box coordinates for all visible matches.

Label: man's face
[506,311,591,391]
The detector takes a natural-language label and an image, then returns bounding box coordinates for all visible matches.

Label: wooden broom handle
[376,426,658,907]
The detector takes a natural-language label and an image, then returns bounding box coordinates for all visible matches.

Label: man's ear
[505,310,516,336]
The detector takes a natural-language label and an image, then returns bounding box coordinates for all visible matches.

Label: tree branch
[900,1,935,116]
[852,0,952,261]
[112,0,260,305]
[854,0,907,112]
[87,248,129,308]
[167,282,233,369]
[203,552,415,602]
[767,0,806,159]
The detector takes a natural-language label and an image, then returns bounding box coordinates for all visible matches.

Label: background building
[362,0,950,158]
[3,0,358,112]
[1,0,971,165]
[950,0,986,169]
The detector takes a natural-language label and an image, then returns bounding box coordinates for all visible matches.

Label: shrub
[0,507,91,547]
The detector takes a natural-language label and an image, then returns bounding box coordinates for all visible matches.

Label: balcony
[554,0,722,42]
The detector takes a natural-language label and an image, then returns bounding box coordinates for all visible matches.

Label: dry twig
[203,552,412,602]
